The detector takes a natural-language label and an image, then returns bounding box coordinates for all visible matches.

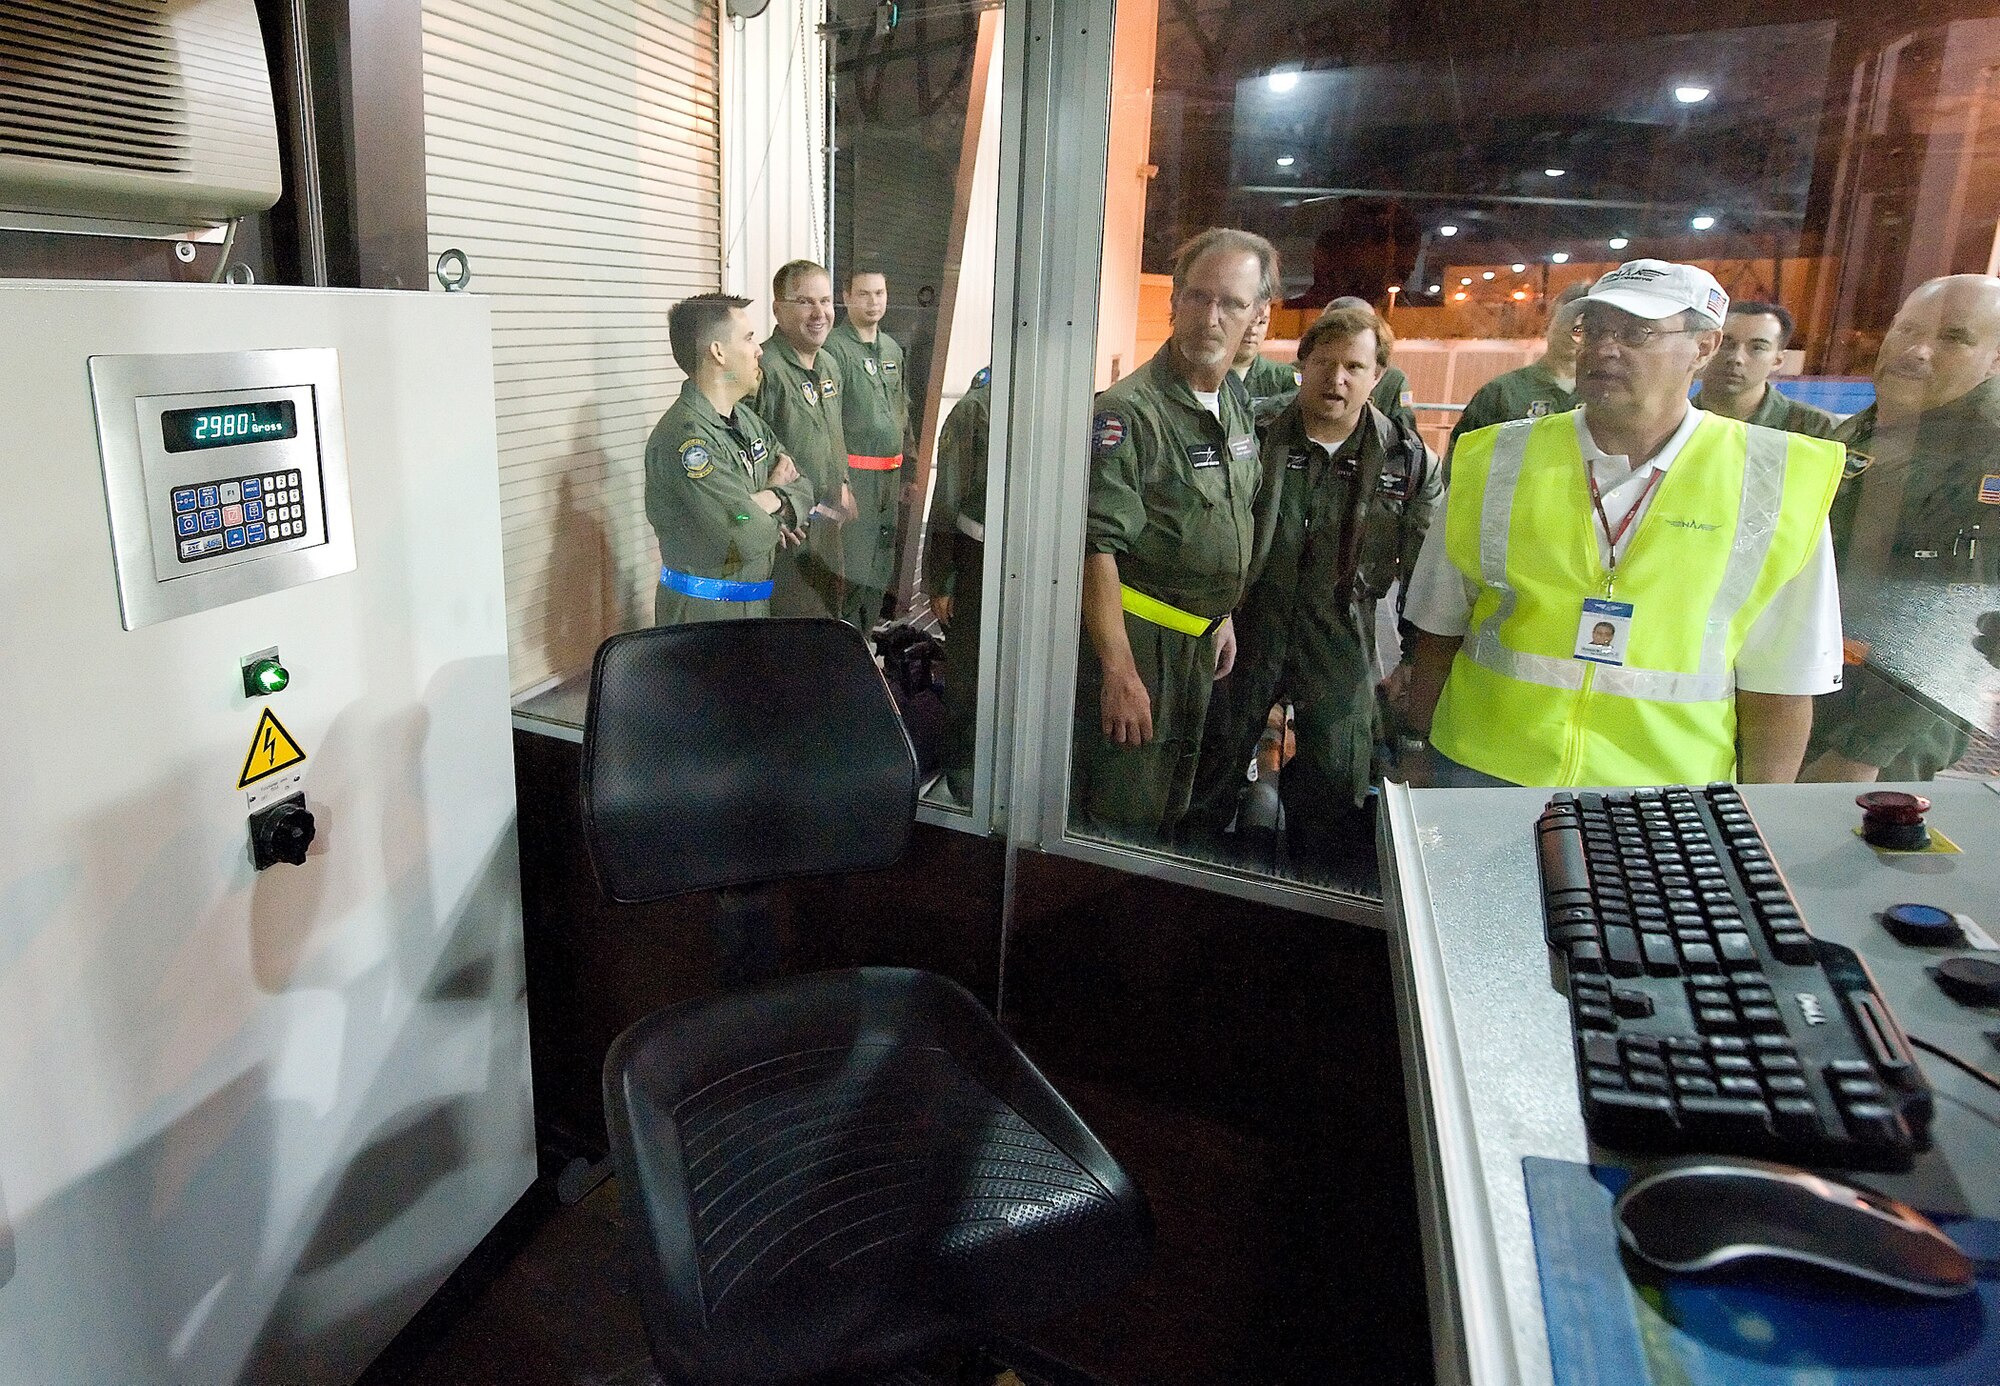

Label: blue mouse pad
[1523,1155,2000,1385]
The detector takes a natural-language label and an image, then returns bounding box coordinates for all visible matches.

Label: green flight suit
[923,371,992,801]
[1239,354,1301,421]
[823,320,913,628]
[1445,360,1577,477]
[1189,401,1440,861]
[1808,378,2000,778]
[1077,342,1262,840]
[754,335,845,620]
[644,383,811,625]
[1692,384,1839,438]
[1373,364,1421,435]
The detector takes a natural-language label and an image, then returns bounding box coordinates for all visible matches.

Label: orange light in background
[1512,289,1529,301]
[1453,291,1468,301]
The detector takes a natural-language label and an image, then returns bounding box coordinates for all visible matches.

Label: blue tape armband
[659,567,774,601]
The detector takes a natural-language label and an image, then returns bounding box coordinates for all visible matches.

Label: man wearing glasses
[1398,259,1846,787]
[1076,226,1277,839]
[755,259,850,619]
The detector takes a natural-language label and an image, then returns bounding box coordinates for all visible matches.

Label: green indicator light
[248,659,289,696]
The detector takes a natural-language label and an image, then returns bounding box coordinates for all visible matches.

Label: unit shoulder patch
[863,356,878,375]
[971,366,991,389]
[1980,473,2000,505]
[679,438,713,479]
[819,376,840,399]
[801,379,819,405]
[1092,408,1128,457]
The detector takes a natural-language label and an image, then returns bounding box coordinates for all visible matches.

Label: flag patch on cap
[1980,473,2000,505]
[1706,287,1726,315]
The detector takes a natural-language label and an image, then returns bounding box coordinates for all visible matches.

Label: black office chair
[583,619,1152,1384]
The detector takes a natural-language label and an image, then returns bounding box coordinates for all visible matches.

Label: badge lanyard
[1585,459,1663,597]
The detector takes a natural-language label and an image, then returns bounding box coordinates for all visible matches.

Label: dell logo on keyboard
[1795,992,1828,1026]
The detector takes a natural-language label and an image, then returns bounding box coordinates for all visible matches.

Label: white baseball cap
[1579,259,1729,329]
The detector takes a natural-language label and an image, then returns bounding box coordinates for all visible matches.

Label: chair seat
[605,967,1152,1384]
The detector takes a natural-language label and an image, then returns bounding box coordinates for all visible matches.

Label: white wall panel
[720,0,829,320]
[423,0,723,692]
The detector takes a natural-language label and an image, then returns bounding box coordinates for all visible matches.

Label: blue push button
[245,499,263,522]
[199,508,223,532]
[173,488,198,513]
[224,526,246,549]
[245,522,266,544]
[1883,903,1962,946]
[176,512,200,537]
[242,478,262,499]
[197,485,219,509]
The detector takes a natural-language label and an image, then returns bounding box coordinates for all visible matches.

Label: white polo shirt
[1403,408,1844,695]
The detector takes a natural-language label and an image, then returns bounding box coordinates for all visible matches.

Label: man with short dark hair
[823,267,914,628]
[1232,298,1302,418]
[1329,295,1421,435]
[1189,303,1439,870]
[1444,281,1589,475]
[1693,301,1836,437]
[1077,227,1277,839]
[1803,273,2000,781]
[645,293,810,625]
[755,259,849,619]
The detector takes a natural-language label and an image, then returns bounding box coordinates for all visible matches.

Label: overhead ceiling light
[1276,155,1295,167]
[1690,214,1717,230]
[1453,291,1468,301]
[1428,284,1441,293]
[1439,224,1459,237]
[1482,271,1496,280]
[1544,168,1566,178]
[1674,84,1712,104]
[1512,262,1526,273]
[1460,277,1473,285]
[1551,252,1571,264]
[1608,236,1630,250]
[1267,68,1301,94]
[1512,290,1529,301]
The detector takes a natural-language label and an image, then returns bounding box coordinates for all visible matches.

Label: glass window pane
[1069,0,2000,894]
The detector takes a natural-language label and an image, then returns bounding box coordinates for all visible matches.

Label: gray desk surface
[1383,778,2000,1386]
[511,668,589,742]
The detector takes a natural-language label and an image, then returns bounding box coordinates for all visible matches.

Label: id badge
[1574,597,1634,666]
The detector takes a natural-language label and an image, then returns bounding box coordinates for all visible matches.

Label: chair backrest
[581,619,918,903]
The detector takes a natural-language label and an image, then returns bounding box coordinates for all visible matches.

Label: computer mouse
[1613,1157,1975,1298]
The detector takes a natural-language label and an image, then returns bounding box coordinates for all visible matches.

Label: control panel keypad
[172,468,306,563]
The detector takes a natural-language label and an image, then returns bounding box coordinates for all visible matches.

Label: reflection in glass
[827,0,1005,811]
[1072,2,2000,892]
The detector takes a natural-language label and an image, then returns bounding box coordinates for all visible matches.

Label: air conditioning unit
[0,0,282,232]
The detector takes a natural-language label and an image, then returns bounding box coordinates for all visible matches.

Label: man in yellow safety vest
[1397,260,1846,787]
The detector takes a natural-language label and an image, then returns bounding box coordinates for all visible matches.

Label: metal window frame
[925,0,1383,928]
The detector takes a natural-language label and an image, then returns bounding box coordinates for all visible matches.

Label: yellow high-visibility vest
[1431,412,1841,786]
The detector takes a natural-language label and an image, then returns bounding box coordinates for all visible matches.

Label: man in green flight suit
[645,293,812,625]
[755,258,849,620]
[1802,273,2000,782]
[924,366,992,803]
[823,267,914,629]
[1328,296,1422,436]
[1076,226,1278,841]
[1444,280,1588,477]
[1233,298,1303,419]
[1187,304,1440,876]
[1692,301,1837,437]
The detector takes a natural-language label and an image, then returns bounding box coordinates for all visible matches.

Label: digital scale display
[161,399,298,453]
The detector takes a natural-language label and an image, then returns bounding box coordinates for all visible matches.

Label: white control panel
[88,348,356,629]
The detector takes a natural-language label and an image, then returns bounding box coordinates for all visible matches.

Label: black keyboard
[1537,783,1933,1169]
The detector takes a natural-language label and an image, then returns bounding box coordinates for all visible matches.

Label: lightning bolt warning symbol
[238,708,308,788]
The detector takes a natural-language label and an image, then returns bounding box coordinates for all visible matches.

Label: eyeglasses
[1176,289,1257,317]
[1572,319,1699,349]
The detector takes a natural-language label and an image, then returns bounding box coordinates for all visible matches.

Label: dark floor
[363,738,1434,1385]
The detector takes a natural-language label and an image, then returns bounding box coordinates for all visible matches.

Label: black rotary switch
[250,793,317,869]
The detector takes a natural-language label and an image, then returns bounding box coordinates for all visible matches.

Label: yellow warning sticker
[238,708,308,788]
